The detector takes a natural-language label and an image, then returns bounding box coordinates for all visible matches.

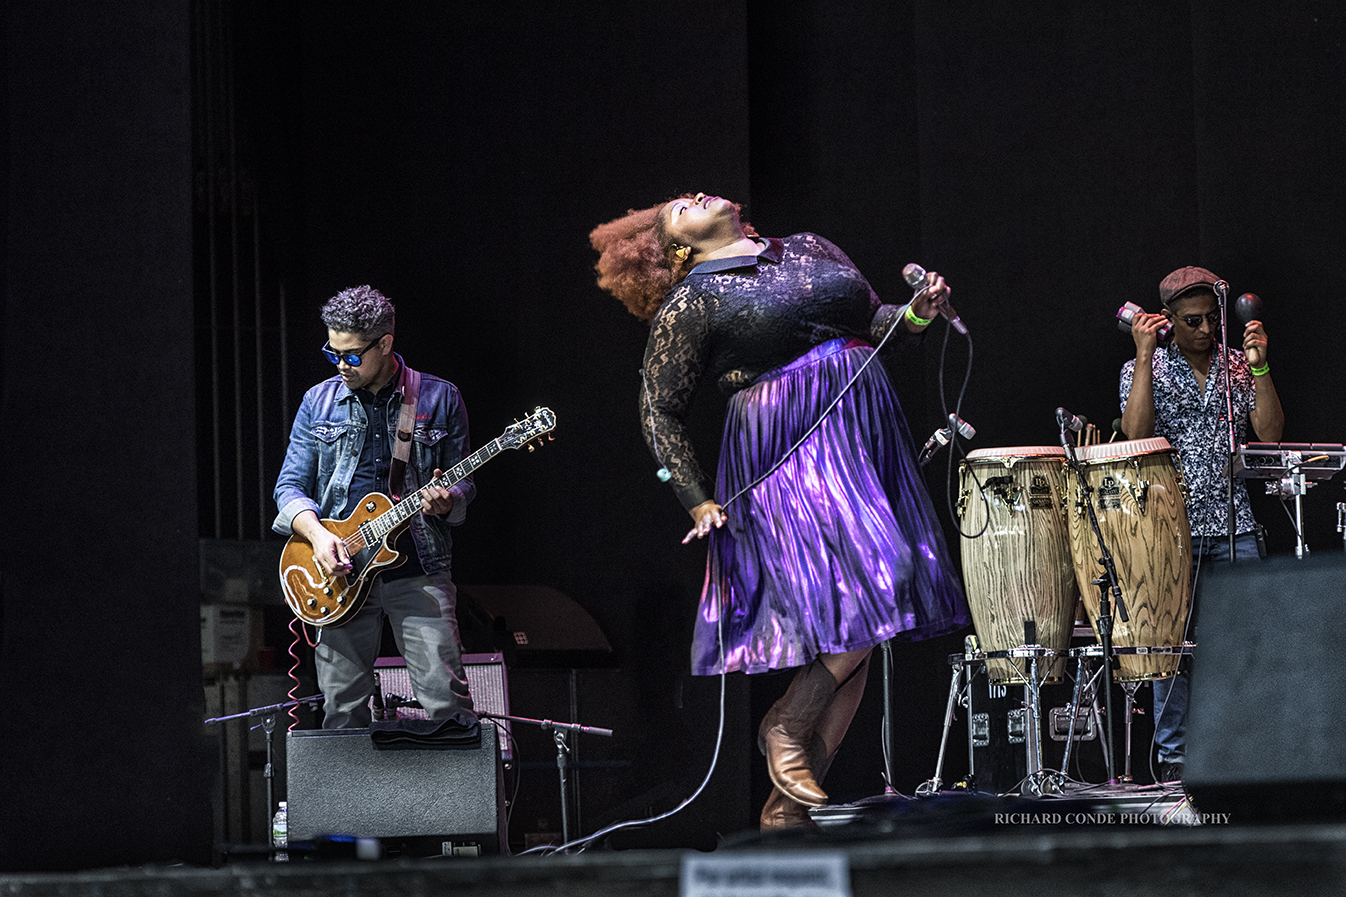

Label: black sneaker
[1159,761,1184,783]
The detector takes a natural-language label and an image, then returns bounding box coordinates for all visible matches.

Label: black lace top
[640,233,920,509]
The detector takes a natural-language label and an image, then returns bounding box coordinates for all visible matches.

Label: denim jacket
[272,356,474,574]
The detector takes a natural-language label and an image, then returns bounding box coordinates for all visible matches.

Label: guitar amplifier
[286,719,506,855]
[372,653,512,759]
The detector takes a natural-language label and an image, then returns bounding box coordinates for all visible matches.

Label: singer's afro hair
[589,195,755,323]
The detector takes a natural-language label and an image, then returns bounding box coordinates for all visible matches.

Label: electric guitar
[280,406,556,627]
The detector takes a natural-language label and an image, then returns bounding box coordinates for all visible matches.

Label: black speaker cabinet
[286,719,506,854]
[1187,554,1346,820]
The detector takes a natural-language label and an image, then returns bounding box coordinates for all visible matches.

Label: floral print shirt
[1120,344,1257,537]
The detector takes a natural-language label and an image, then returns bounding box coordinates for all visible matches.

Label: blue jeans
[1151,531,1259,763]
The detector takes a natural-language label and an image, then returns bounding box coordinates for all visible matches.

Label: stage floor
[6,790,1346,897]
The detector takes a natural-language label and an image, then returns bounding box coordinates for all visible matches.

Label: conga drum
[957,447,1076,685]
[1065,437,1192,681]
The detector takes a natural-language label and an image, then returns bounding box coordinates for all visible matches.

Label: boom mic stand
[1060,422,1128,784]
[478,711,613,850]
[206,693,325,843]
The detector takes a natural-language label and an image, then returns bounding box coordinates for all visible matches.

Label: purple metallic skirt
[692,339,970,675]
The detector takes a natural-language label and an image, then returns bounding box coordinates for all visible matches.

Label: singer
[1118,265,1284,783]
[590,194,968,831]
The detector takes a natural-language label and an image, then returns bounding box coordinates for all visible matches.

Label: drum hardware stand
[1061,424,1130,785]
[205,693,324,846]
[1000,640,1066,797]
[1337,502,1346,551]
[1060,651,1109,780]
[916,645,979,797]
[479,711,613,849]
[1063,644,1193,785]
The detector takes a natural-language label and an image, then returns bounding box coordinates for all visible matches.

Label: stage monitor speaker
[372,653,513,759]
[1186,554,1346,821]
[286,719,506,854]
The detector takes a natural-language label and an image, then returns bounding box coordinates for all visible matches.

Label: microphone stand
[1218,282,1237,564]
[1060,425,1128,784]
[478,711,613,850]
[206,693,325,844]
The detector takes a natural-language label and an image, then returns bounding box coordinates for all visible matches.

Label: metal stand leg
[1021,653,1063,797]
[1118,682,1140,783]
[917,662,963,796]
[1060,654,1090,776]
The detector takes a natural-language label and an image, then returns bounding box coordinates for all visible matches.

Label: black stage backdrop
[3,0,1345,869]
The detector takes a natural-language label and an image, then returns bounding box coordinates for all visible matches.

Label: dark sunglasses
[1178,311,1221,329]
[322,336,383,366]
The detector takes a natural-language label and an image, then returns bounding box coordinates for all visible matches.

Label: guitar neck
[364,439,503,540]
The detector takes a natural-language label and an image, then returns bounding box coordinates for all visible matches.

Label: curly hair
[589,194,755,322]
[320,285,396,339]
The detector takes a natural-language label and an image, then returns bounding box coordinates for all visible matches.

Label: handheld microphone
[1234,292,1263,325]
[903,263,969,335]
[918,414,976,467]
[1056,407,1087,433]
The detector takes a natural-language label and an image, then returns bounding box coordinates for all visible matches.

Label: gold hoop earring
[673,245,691,262]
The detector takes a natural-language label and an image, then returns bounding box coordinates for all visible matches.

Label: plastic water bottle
[272,801,289,862]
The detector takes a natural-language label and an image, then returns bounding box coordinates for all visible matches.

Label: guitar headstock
[500,406,557,451]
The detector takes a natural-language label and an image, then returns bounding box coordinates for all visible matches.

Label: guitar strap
[389,361,421,501]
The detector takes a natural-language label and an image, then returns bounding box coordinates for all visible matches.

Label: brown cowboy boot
[760,732,831,831]
[757,659,837,807]
[759,656,871,833]
[812,654,870,780]
[759,785,817,831]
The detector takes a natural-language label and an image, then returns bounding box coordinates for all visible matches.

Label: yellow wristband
[904,303,936,327]
[1250,362,1270,377]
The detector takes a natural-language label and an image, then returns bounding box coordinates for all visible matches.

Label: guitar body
[280,492,410,627]
[278,406,557,628]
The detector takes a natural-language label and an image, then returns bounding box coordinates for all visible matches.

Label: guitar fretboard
[349,439,503,549]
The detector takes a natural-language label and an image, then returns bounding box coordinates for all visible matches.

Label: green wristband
[1250,362,1270,377]
[904,303,936,327]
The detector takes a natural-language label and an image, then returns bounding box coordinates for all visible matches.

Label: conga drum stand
[1000,641,1067,796]
[1064,644,1194,783]
[1061,649,1109,779]
[916,642,980,797]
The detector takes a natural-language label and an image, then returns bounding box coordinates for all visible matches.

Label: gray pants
[315,570,474,728]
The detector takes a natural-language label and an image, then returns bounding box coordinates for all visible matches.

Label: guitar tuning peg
[527,443,535,452]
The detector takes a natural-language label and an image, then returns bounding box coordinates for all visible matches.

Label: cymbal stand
[479,711,612,849]
[1062,427,1129,784]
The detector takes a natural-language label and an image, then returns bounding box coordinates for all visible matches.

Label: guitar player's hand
[294,510,352,578]
[421,469,455,516]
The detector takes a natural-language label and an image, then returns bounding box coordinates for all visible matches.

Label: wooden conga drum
[1066,437,1193,682]
[958,447,1076,684]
